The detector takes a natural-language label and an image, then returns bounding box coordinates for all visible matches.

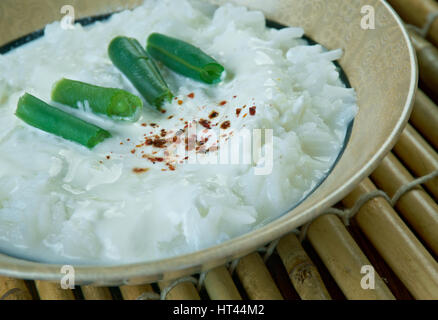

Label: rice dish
[0,0,357,264]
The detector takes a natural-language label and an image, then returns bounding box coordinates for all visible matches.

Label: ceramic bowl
[0,0,416,285]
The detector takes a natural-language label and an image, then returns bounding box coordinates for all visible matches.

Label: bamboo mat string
[197,272,207,291]
[0,288,23,300]
[136,291,160,300]
[299,169,438,242]
[409,11,438,38]
[228,258,241,275]
[227,238,281,277]
[160,276,198,300]
[259,239,281,262]
[119,284,156,300]
[390,170,438,204]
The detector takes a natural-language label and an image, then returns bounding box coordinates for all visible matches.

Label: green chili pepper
[108,36,173,109]
[16,93,111,149]
[146,33,225,84]
[51,78,143,121]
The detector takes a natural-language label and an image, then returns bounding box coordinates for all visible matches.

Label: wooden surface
[307,214,395,300]
[277,233,331,300]
[343,179,438,300]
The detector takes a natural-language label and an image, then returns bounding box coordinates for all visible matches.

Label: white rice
[0,0,357,264]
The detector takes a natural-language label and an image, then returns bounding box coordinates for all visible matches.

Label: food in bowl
[0,0,357,264]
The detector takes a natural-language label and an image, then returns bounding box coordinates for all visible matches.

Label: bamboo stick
[80,286,112,300]
[0,277,32,300]
[307,215,395,300]
[408,29,438,94]
[409,89,438,149]
[235,252,283,300]
[158,279,200,300]
[387,0,438,47]
[119,284,157,300]
[276,233,331,300]
[204,266,242,300]
[393,124,438,199]
[371,152,438,255]
[35,281,75,300]
[342,178,438,299]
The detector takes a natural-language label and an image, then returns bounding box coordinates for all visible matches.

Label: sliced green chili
[108,36,173,109]
[16,93,111,149]
[146,33,225,84]
[51,78,143,121]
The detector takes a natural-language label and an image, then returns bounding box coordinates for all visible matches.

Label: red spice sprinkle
[168,164,176,171]
[199,118,211,129]
[153,139,167,148]
[143,155,165,163]
[150,123,158,128]
[120,142,124,145]
[161,109,166,114]
[187,93,195,99]
[131,149,136,154]
[243,113,248,118]
[106,156,111,160]
[233,95,237,99]
[168,115,174,120]
[236,108,242,116]
[132,168,149,174]
[209,111,219,119]
[249,106,256,116]
[219,100,227,106]
[178,100,184,105]
[141,123,147,127]
[220,120,231,129]
[126,138,131,141]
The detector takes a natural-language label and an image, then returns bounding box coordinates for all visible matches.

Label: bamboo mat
[1,1,438,301]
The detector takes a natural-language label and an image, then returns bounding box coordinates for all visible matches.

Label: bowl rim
[0,0,418,284]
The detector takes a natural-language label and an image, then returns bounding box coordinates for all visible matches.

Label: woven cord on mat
[158,169,438,300]
[408,11,438,38]
[298,169,438,241]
